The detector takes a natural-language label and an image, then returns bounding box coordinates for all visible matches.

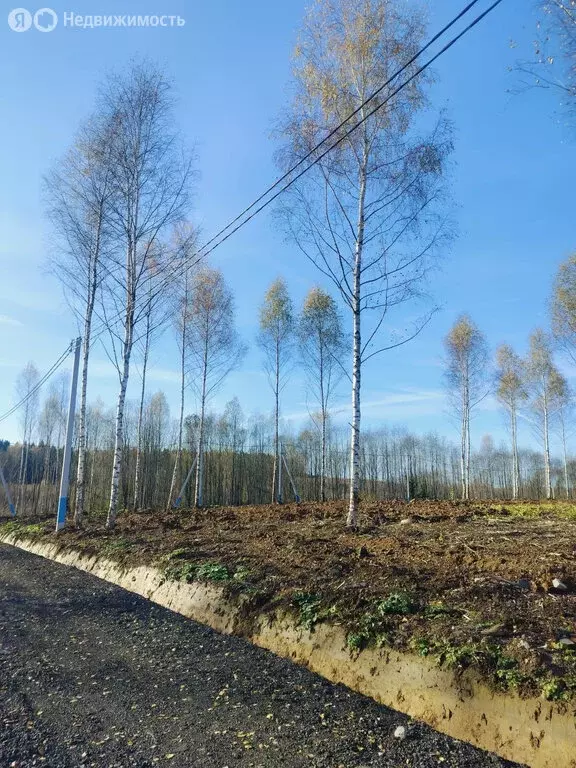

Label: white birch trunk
[543,392,552,499]
[347,164,367,529]
[321,409,327,503]
[561,413,569,499]
[106,291,134,529]
[460,380,467,501]
[511,403,519,500]
[465,401,471,500]
[74,286,97,526]
[194,341,209,508]
[133,309,151,511]
[167,326,186,510]
[271,339,280,504]
[74,205,104,527]
[319,334,326,503]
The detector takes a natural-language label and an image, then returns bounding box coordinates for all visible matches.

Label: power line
[197,0,484,256]
[0,343,74,425]
[91,0,505,342]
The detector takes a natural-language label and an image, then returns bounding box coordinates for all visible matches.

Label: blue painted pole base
[9,503,16,517]
[56,497,68,530]
[173,497,182,509]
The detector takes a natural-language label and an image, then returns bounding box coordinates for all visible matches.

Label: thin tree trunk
[466,402,471,500]
[511,404,519,500]
[460,385,466,501]
[321,410,327,503]
[74,311,95,526]
[271,339,280,503]
[106,293,134,529]
[319,333,326,503]
[347,162,367,529]
[543,394,552,500]
[133,317,151,511]
[74,205,103,527]
[167,325,186,510]
[194,342,209,508]
[17,422,28,511]
[561,414,569,499]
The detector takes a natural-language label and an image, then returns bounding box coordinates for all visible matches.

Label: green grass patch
[162,557,233,584]
[196,563,230,581]
[494,502,576,520]
[0,520,47,538]
[101,537,133,556]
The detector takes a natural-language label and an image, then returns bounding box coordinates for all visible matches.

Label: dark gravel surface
[0,544,523,768]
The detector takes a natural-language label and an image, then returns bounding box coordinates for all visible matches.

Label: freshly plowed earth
[4,499,576,694]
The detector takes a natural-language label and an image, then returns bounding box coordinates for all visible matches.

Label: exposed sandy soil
[3,499,576,699]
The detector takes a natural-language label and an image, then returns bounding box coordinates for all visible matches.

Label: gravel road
[0,543,523,768]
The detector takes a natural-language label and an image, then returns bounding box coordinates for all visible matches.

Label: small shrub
[293,592,322,630]
[378,592,417,616]
[196,563,230,582]
[346,632,365,652]
[440,642,481,669]
[541,680,568,701]
[233,566,251,582]
[165,561,198,583]
[293,592,336,631]
[411,637,438,657]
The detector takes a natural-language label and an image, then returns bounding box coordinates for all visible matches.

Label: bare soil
[3,498,576,700]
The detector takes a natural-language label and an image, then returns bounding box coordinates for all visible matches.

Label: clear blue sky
[0,0,573,452]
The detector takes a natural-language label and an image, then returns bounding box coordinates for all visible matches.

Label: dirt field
[0,544,520,768]
[3,498,576,701]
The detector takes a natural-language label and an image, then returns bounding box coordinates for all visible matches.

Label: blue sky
[0,0,573,452]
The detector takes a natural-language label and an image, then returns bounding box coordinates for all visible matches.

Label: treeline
[2,397,575,518]
[444,257,576,503]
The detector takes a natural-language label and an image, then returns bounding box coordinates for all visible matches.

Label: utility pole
[0,463,16,517]
[282,449,301,503]
[56,337,81,532]
[173,455,198,509]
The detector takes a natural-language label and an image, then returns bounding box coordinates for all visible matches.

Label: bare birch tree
[277,0,453,526]
[298,287,345,500]
[44,114,115,527]
[187,267,246,507]
[516,0,575,116]
[258,278,294,503]
[444,315,489,500]
[525,328,564,499]
[98,60,195,529]
[495,344,527,499]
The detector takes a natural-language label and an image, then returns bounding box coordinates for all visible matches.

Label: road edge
[2,533,574,768]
